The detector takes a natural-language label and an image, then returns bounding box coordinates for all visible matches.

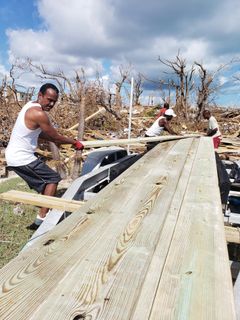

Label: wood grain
[149,138,235,320]
[0,138,235,320]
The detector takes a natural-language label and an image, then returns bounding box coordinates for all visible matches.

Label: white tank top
[5,101,42,166]
[145,116,165,137]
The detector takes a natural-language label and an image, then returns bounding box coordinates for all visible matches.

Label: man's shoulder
[26,103,43,114]
[158,116,167,124]
[25,105,48,122]
[209,115,217,120]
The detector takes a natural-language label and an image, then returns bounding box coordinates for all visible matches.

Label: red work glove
[73,140,84,150]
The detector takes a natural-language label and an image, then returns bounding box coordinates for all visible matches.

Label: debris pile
[0,99,239,178]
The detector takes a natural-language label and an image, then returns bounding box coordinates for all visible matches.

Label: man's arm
[206,128,218,136]
[36,112,75,144]
[159,118,178,135]
[39,131,57,142]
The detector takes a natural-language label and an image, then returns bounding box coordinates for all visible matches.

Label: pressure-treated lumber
[234,271,240,320]
[132,138,235,320]
[221,137,240,147]
[0,190,84,212]
[0,137,235,320]
[82,134,199,148]
[225,225,240,244]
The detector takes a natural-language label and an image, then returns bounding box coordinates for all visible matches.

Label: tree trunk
[115,89,122,109]
[71,95,85,180]
[49,142,67,179]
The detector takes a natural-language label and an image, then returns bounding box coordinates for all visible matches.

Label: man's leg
[8,159,62,230]
[39,183,58,218]
[28,183,59,230]
[24,159,61,230]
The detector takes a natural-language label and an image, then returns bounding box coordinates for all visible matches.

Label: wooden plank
[18,139,197,319]
[222,138,240,147]
[67,107,106,131]
[0,138,234,319]
[82,134,199,148]
[225,226,240,244]
[0,139,184,319]
[234,273,240,320]
[24,163,116,249]
[148,137,235,319]
[0,190,84,212]
[131,137,200,320]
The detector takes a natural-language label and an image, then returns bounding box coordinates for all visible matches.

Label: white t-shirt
[146,116,165,137]
[5,101,42,166]
[208,116,221,138]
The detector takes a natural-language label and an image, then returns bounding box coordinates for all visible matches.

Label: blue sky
[0,0,40,63]
[1,0,240,107]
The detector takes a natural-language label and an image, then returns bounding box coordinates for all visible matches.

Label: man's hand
[74,140,84,150]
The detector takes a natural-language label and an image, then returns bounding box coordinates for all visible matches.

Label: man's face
[165,115,173,121]
[203,112,210,120]
[38,88,58,111]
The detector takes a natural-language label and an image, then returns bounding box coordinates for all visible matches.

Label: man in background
[145,108,178,151]
[5,83,84,230]
[156,102,170,118]
[203,110,222,149]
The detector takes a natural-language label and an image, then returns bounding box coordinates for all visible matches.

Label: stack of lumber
[0,137,235,319]
[220,137,240,149]
[218,137,240,160]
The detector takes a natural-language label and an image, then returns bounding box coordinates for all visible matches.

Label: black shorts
[8,158,61,193]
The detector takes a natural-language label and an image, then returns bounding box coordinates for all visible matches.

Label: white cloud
[37,0,115,53]
[5,0,240,105]
[7,29,54,62]
[8,0,240,69]
[7,27,104,81]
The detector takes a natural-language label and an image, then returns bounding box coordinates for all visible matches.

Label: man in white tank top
[6,83,84,230]
[145,108,178,150]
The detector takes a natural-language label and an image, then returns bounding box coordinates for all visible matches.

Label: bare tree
[94,76,121,120]
[195,61,234,121]
[140,76,171,107]
[194,62,214,120]
[6,62,35,108]
[133,73,144,106]
[114,64,132,108]
[158,52,195,119]
[71,71,86,179]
